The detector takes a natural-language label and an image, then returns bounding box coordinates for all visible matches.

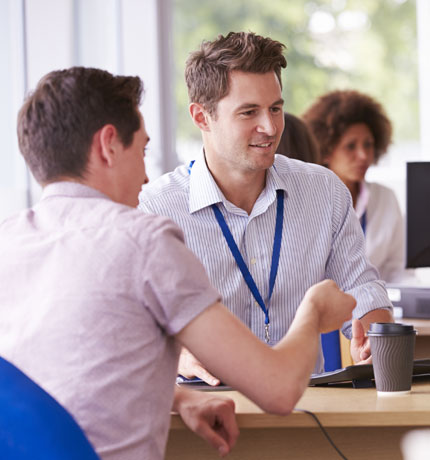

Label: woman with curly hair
[303,89,410,283]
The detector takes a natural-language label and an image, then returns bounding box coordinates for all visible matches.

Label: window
[172,0,421,209]
[2,0,428,220]
[0,0,29,221]
[0,0,172,219]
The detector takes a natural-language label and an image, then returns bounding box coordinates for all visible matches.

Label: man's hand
[178,347,220,386]
[350,318,371,364]
[173,387,239,457]
[301,279,356,333]
[350,309,394,364]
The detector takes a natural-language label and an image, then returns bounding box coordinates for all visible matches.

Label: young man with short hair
[0,66,354,460]
[139,31,394,384]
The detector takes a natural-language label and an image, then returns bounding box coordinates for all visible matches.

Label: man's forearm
[360,308,394,332]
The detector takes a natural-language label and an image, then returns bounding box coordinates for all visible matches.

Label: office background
[1,0,429,282]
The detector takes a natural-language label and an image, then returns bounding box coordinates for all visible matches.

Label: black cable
[295,408,348,460]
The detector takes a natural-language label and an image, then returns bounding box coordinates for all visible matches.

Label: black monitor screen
[406,162,430,268]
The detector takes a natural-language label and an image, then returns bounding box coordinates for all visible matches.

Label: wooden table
[166,381,430,460]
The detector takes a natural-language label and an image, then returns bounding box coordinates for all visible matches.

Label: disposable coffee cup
[368,322,416,396]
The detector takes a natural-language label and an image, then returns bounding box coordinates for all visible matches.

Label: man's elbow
[257,387,304,416]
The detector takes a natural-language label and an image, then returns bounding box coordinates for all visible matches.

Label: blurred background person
[303,89,412,283]
[277,112,321,164]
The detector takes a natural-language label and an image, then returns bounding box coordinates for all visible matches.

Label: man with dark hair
[139,31,394,385]
[0,66,355,459]
[18,68,143,186]
[184,31,286,115]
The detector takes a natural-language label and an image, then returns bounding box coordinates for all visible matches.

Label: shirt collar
[188,149,288,216]
[267,158,287,195]
[188,150,226,214]
[252,160,288,218]
[41,181,111,201]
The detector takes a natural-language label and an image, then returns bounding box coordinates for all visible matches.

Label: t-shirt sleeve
[140,216,221,336]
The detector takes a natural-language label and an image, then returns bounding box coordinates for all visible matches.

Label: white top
[356,182,414,283]
[139,153,392,373]
[0,182,220,460]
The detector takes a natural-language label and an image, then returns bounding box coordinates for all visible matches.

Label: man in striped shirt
[139,31,394,383]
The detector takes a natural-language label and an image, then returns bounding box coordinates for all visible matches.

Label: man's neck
[204,157,266,215]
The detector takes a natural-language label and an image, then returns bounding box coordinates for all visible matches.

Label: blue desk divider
[321,330,342,372]
[0,357,100,460]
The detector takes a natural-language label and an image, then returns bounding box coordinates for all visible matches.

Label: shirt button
[250,258,257,265]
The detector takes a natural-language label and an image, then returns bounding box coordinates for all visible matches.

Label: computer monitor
[406,162,430,268]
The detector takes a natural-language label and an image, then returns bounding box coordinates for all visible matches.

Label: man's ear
[98,124,121,167]
[189,103,211,132]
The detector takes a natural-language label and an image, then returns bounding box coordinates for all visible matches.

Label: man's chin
[249,155,275,172]
[261,151,276,167]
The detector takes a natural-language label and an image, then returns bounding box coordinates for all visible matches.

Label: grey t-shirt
[0,182,221,460]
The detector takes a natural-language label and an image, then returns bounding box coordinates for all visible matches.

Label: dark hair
[17,67,143,184]
[185,31,287,115]
[277,112,320,164]
[302,90,392,164]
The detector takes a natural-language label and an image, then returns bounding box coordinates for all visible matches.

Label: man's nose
[256,112,277,136]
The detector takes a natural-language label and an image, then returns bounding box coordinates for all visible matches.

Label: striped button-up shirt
[139,153,392,373]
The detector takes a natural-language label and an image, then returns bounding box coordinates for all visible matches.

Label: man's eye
[241,110,255,117]
[271,107,281,113]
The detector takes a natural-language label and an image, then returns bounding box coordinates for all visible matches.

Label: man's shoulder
[140,165,189,198]
[139,164,190,212]
[110,202,182,235]
[273,156,353,215]
[0,200,184,261]
[273,155,340,186]
[9,197,177,233]
[76,201,188,258]
[0,209,24,229]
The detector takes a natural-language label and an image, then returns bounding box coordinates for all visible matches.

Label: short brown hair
[17,67,143,184]
[185,31,287,115]
[302,90,392,164]
[277,112,320,164]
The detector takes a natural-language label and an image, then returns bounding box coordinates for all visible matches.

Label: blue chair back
[0,356,100,459]
[321,330,342,372]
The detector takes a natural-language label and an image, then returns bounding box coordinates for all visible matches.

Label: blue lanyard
[360,211,366,235]
[187,160,284,342]
[211,190,284,343]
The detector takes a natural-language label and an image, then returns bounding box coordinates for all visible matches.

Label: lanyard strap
[211,190,284,329]
[360,211,366,235]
